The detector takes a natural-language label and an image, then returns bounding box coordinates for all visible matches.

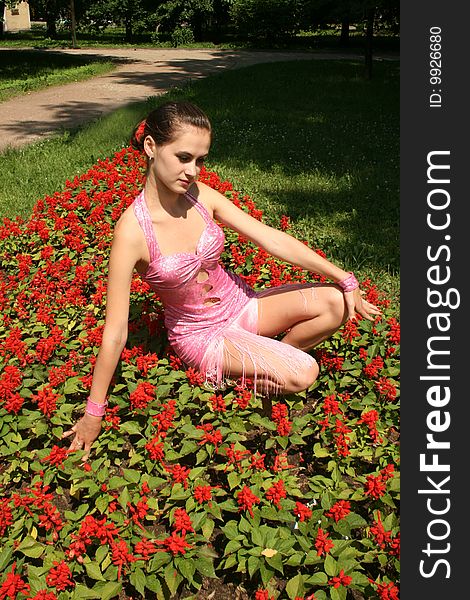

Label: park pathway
[0,47,396,152]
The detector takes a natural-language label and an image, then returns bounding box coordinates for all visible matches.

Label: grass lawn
[0,58,399,300]
[0,48,117,102]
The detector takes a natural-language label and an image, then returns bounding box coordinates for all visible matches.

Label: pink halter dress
[132,188,316,394]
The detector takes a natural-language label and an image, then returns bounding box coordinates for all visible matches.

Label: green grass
[0,49,117,102]
[0,59,399,299]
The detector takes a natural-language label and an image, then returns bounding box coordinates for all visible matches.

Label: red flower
[42,445,69,467]
[29,591,58,600]
[235,388,252,409]
[210,393,227,412]
[363,355,384,379]
[359,409,382,443]
[0,562,30,599]
[328,569,352,588]
[0,499,13,536]
[111,539,136,580]
[325,500,351,523]
[145,436,165,461]
[135,538,157,559]
[185,367,205,386]
[172,508,194,536]
[237,486,261,517]
[46,561,75,591]
[155,531,192,555]
[129,381,155,411]
[266,480,287,509]
[166,464,191,489]
[322,394,343,415]
[255,590,274,600]
[197,425,223,451]
[276,418,292,436]
[369,579,400,600]
[374,377,397,401]
[342,319,360,342]
[293,501,312,522]
[194,484,212,505]
[364,473,387,499]
[280,215,290,231]
[314,527,334,556]
[152,400,177,436]
[31,385,59,417]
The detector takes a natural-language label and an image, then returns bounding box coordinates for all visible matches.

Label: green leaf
[194,556,217,579]
[85,561,106,581]
[64,376,82,395]
[0,545,13,572]
[73,584,101,599]
[224,540,242,555]
[247,555,260,578]
[201,517,215,541]
[16,536,44,558]
[93,581,122,600]
[265,552,284,574]
[130,566,146,597]
[330,586,347,600]
[222,521,239,540]
[122,468,141,484]
[259,561,275,586]
[314,443,329,458]
[175,556,196,582]
[227,471,241,489]
[324,553,338,576]
[118,486,131,510]
[285,573,304,599]
[251,527,265,547]
[308,571,328,584]
[120,421,142,435]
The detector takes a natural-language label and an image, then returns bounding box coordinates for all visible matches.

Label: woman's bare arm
[62,218,143,457]
[200,182,381,321]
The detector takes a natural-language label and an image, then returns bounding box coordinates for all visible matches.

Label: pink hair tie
[338,272,359,293]
[85,397,108,417]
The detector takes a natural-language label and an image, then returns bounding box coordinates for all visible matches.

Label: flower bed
[0,147,400,600]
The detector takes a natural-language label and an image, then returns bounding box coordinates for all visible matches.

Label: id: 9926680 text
[429,26,442,108]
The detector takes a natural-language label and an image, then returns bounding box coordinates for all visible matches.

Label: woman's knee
[324,285,348,324]
[284,360,319,393]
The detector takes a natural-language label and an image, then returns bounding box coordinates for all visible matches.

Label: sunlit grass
[0,49,116,102]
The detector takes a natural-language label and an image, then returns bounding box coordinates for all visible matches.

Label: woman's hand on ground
[62,413,103,461]
[344,288,382,321]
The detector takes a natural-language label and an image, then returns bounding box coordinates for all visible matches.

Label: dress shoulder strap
[185,189,212,224]
[132,191,160,263]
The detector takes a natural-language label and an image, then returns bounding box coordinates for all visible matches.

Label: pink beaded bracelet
[338,272,359,293]
[85,397,108,417]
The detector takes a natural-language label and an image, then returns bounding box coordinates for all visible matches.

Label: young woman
[63,101,380,457]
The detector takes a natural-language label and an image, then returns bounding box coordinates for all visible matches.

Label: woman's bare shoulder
[190,181,223,215]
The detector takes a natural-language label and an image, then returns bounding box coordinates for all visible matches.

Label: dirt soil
[0,46,397,153]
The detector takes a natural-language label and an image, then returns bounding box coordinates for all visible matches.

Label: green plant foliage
[0,149,399,599]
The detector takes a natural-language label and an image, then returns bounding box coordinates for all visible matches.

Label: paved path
[0,47,397,152]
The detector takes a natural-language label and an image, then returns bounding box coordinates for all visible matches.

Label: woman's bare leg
[257,283,348,351]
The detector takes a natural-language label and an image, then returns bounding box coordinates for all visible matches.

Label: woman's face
[145,125,211,195]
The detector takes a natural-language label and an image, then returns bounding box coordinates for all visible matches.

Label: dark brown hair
[130,101,212,152]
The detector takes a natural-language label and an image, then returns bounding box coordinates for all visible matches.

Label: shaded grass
[0,48,117,102]
[0,59,399,298]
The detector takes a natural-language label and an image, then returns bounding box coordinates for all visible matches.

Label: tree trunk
[125,17,133,43]
[70,0,78,48]
[340,17,350,46]
[364,7,375,79]
[0,1,4,38]
[46,18,57,38]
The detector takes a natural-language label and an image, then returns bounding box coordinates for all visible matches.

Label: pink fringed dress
[132,189,316,393]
